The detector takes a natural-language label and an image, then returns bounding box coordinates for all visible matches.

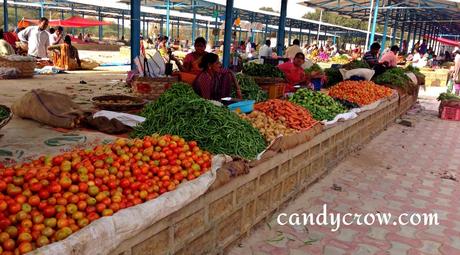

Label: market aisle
[228,97,460,255]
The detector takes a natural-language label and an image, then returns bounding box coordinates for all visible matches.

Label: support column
[61,9,64,20]
[399,10,407,50]
[71,4,75,35]
[222,0,234,68]
[365,0,375,52]
[263,16,268,41]
[411,18,418,51]
[177,20,180,39]
[131,0,141,70]
[3,0,8,31]
[166,0,170,37]
[122,11,125,40]
[142,15,145,37]
[316,10,323,44]
[206,22,209,42]
[250,12,255,43]
[192,0,197,42]
[82,13,85,37]
[368,0,380,50]
[391,8,399,46]
[98,8,103,41]
[299,27,303,46]
[276,0,288,56]
[14,5,18,26]
[39,0,44,17]
[214,5,219,46]
[288,20,292,45]
[117,18,120,40]
[307,24,311,45]
[380,0,391,55]
[160,17,163,37]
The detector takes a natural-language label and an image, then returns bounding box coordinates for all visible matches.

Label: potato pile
[239,111,296,142]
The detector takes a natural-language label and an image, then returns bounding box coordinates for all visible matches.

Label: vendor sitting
[192,52,241,100]
[380,45,399,68]
[173,37,207,74]
[48,35,81,70]
[277,52,309,92]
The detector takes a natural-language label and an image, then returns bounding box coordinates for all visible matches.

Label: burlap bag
[12,89,83,128]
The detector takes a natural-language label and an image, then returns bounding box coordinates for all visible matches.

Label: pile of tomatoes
[0,134,212,254]
[328,80,394,106]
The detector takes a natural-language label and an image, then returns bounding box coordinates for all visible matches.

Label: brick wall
[113,95,415,255]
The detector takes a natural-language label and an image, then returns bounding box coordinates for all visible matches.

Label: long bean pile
[232,73,268,102]
[132,83,267,159]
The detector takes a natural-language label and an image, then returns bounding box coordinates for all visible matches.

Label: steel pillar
[276,0,288,56]
[166,0,170,37]
[130,0,141,70]
[380,1,391,55]
[3,0,8,31]
[98,8,103,41]
[368,0,380,50]
[222,0,234,68]
[192,0,197,42]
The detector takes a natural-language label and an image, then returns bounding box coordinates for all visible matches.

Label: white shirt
[18,26,50,58]
[285,45,302,59]
[259,45,272,59]
[49,33,62,46]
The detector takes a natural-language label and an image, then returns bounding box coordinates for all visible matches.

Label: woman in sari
[48,35,81,70]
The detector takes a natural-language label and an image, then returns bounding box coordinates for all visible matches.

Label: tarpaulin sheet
[21,16,110,28]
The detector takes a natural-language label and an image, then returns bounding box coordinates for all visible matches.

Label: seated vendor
[0,29,15,56]
[380,45,399,68]
[192,52,241,100]
[363,42,386,76]
[172,37,207,74]
[48,35,81,70]
[277,52,309,92]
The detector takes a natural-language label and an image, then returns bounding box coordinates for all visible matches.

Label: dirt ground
[0,70,131,165]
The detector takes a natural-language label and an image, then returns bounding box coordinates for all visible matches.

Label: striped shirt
[363,51,379,68]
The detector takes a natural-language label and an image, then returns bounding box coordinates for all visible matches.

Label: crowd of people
[0,17,97,70]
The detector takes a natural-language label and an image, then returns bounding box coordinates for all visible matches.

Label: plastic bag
[339,68,375,81]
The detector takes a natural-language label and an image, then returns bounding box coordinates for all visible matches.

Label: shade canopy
[19,16,111,28]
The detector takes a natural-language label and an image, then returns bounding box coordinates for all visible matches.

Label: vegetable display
[239,111,296,142]
[289,89,346,121]
[232,73,268,102]
[334,98,360,110]
[304,64,323,75]
[331,55,350,64]
[0,135,211,254]
[242,62,285,78]
[132,83,266,159]
[254,99,318,130]
[324,68,343,88]
[373,67,413,93]
[328,81,393,106]
[342,60,370,70]
[437,92,460,102]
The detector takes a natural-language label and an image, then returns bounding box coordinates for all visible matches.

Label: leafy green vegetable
[404,65,425,85]
[342,60,370,70]
[373,67,414,93]
[0,107,10,122]
[132,83,266,159]
[324,68,342,88]
[242,62,285,78]
[232,73,268,102]
[289,89,346,121]
[304,63,323,75]
[437,92,460,102]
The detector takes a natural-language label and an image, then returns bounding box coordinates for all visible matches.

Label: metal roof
[300,0,460,35]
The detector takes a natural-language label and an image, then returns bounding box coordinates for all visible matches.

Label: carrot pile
[328,80,393,106]
[254,99,318,130]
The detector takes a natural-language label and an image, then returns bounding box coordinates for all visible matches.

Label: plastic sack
[339,68,375,81]
[93,110,145,127]
[0,67,19,79]
[405,72,418,85]
[31,155,230,255]
[321,111,359,127]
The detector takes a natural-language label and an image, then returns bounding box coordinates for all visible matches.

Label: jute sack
[12,89,83,128]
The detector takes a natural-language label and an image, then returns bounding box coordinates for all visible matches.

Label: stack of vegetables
[239,111,296,142]
[242,62,285,78]
[289,89,346,121]
[132,83,266,159]
[0,135,211,253]
[324,68,342,88]
[254,99,318,131]
[328,81,393,106]
[304,63,323,76]
[437,92,460,102]
[342,60,370,70]
[232,73,268,102]
[404,65,425,85]
[373,67,415,94]
[331,55,350,64]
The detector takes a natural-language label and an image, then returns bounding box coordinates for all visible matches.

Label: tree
[259,7,279,13]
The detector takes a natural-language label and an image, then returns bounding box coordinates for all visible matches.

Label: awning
[424,35,460,47]
[19,16,111,28]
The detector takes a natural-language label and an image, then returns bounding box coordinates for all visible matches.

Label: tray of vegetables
[328,81,394,106]
[373,67,415,94]
[242,62,285,84]
[239,110,296,142]
[232,73,268,102]
[289,89,346,121]
[132,83,266,159]
[254,99,318,131]
[342,60,370,70]
[0,105,12,130]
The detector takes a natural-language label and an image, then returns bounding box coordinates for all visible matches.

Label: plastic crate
[441,106,460,121]
[260,83,287,99]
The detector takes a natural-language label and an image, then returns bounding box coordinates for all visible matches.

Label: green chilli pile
[132,83,267,159]
[232,73,268,102]
[289,89,346,121]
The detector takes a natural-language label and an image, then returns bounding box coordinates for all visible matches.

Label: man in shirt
[259,39,272,59]
[284,39,302,60]
[363,42,381,68]
[380,45,399,68]
[49,26,63,45]
[278,52,308,92]
[18,17,50,58]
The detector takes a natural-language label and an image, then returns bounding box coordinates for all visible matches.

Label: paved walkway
[228,96,460,255]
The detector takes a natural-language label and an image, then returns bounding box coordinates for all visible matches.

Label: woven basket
[92,95,147,112]
[0,57,36,78]
[252,76,285,85]
[131,76,179,100]
[0,105,13,130]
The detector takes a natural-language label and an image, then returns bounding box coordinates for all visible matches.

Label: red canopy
[424,35,460,47]
[21,16,110,28]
